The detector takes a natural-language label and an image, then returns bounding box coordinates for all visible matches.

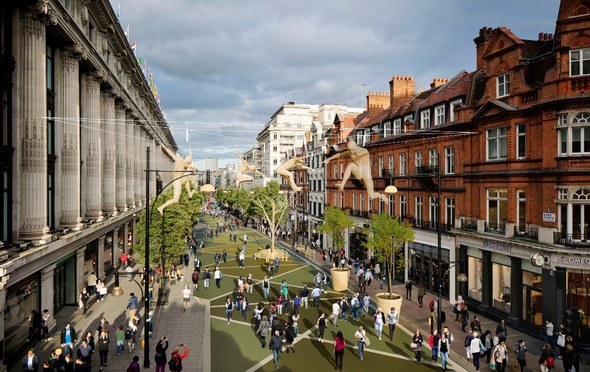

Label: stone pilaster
[101,92,116,216]
[76,247,86,293]
[134,123,141,205]
[139,130,146,203]
[17,9,51,242]
[97,235,105,279]
[149,138,156,199]
[57,49,83,230]
[125,114,135,208]
[0,275,9,371]
[81,73,103,221]
[40,264,57,333]
[123,222,129,254]
[115,104,127,212]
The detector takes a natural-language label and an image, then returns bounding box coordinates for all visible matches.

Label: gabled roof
[482,27,525,60]
[472,99,517,120]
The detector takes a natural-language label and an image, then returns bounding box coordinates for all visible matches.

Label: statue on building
[276,156,312,192]
[324,139,388,203]
[235,152,265,188]
[157,146,197,215]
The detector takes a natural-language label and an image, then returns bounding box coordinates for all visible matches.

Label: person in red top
[119,253,128,269]
[170,344,189,371]
[334,331,346,371]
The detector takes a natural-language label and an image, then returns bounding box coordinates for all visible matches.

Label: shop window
[4,275,39,360]
[492,263,511,313]
[468,256,482,302]
[523,271,543,327]
[567,271,590,327]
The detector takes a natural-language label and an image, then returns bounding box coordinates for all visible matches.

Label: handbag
[557,334,566,347]
[410,342,418,349]
[490,362,496,370]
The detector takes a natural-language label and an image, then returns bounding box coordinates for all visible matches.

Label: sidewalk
[9,263,209,372]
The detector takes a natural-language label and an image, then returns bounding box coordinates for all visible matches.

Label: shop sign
[542,213,556,223]
[483,239,511,252]
[556,255,590,266]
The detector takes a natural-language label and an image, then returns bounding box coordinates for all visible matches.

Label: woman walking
[440,332,450,371]
[373,308,385,340]
[492,339,508,372]
[256,315,270,348]
[355,325,368,360]
[317,312,328,343]
[97,328,109,370]
[412,329,424,364]
[429,329,440,365]
[225,296,233,324]
[334,330,345,371]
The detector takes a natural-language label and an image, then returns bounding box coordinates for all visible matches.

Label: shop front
[408,242,450,298]
[4,273,39,364]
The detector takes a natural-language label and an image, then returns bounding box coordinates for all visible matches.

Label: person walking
[333,330,345,371]
[285,322,296,353]
[225,296,233,324]
[154,337,169,372]
[496,319,508,340]
[40,309,50,341]
[469,331,485,371]
[60,323,77,356]
[191,270,199,291]
[492,339,508,372]
[127,293,139,323]
[405,280,413,300]
[270,330,283,370]
[515,339,527,372]
[126,320,137,353]
[182,285,191,311]
[262,276,270,300]
[299,285,309,309]
[97,328,109,370]
[311,286,321,308]
[317,312,328,343]
[79,289,90,315]
[214,267,223,288]
[354,325,368,361]
[373,308,385,340]
[412,329,424,364]
[86,272,98,296]
[331,300,341,327]
[256,315,270,348]
[417,285,425,307]
[440,333,450,371]
[22,348,40,372]
[169,344,189,372]
[430,329,441,365]
[386,306,399,341]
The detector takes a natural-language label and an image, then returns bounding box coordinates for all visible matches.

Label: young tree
[249,181,288,253]
[318,205,355,254]
[366,213,414,296]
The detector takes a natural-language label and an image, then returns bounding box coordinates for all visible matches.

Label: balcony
[461,217,478,231]
[415,165,439,175]
[514,225,538,241]
[485,222,506,235]
[554,232,590,248]
[403,216,452,233]
[350,209,369,218]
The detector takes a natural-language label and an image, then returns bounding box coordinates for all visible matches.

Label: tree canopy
[318,205,354,250]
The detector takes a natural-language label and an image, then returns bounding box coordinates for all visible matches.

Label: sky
[113,0,559,169]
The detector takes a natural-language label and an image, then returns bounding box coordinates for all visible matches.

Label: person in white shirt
[332,301,341,327]
[311,286,322,308]
[469,331,485,371]
[354,326,368,360]
[239,250,245,268]
[214,267,223,288]
[386,306,399,341]
[182,285,191,311]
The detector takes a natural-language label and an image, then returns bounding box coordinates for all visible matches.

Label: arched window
[557,112,590,155]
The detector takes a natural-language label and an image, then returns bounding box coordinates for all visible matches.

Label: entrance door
[54,264,66,312]
[523,286,543,328]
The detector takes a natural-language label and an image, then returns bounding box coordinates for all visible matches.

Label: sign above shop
[483,239,511,252]
[556,255,590,266]
[542,212,556,223]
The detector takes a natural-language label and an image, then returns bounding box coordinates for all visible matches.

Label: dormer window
[383,122,391,138]
[570,48,590,76]
[497,73,510,98]
[420,110,431,129]
[393,119,402,135]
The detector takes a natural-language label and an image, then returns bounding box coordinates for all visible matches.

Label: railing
[403,216,453,233]
[514,225,538,241]
[485,222,506,235]
[554,232,590,248]
[350,209,368,218]
[461,217,478,231]
[415,165,439,175]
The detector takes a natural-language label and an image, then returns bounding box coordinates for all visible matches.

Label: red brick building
[324,0,590,335]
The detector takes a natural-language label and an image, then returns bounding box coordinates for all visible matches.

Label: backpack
[124,328,133,340]
[192,272,199,282]
[429,299,435,312]
[546,355,555,368]
[168,355,179,371]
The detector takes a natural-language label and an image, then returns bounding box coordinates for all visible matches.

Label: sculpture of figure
[276,156,312,192]
[157,147,196,215]
[324,139,388,203]
[235,152,265,187]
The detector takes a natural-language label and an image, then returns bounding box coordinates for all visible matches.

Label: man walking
[386,306,399,341]
[127,293,139,323]
[86,272,97,296]
[270,330,283,370]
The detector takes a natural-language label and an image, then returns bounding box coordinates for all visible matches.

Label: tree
[249,181,288,253]
[366,213,414,296]
[135,187,203,273]
[318,205,354,253]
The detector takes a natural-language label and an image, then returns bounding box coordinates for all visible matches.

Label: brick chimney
[474,27,495,70]
[389,76,415,110]
[366,91,390,116]
[430,78,449,89]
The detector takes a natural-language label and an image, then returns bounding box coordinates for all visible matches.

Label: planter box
[374,292,403,314]
[330,268,350,292]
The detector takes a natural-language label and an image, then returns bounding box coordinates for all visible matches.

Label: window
[420,110,431,129]
[388,193,395,216]
[356,132,363,145]
[445,197,455,228]
[393,119,402,135]
[487,188,508,229]
[487,127,508,160]
[296,123,302,129]
[400,195,407,217]
[364,129,370,145]
[570,48,590,76]
[360,193,365,213]
[468,256,483,302]
[517,190,526,229]
[414,151,422,168]
[273,159,277,165]
[415,196,423,226]
[296,134,303,140]
[378,156,384,177]
[285,122,292,128]
[47,44,55,230]
[445,147,454,174]
[273,133,278,139]
[333,164,338,179]
[388,155,394,174]
[428,149,438,167]
[429,196,438,228]
[399,154,406,175]
[516,124,526,159]
[383,122,391,138]
[449,99,462,122]
[273,146,277,152]
[497,73,510,98]
[333,193,337,207]
[558,112,590,155]
[352,193,356,213]
[435,105,445,125]
[557,188,590,240]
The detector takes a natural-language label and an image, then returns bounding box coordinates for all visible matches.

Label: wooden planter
[374,292,403,314]
[330,268,350,292]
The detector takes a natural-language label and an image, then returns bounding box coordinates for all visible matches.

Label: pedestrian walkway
[9,263,208,372]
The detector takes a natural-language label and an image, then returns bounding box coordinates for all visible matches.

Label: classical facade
[325,0,590,336]
[0,0,176,367]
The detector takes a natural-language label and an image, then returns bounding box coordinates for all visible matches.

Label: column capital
[41,264,56,280]
[71,43,89,61]
[77,247,86,258]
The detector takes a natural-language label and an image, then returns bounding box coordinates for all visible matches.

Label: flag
[125,25,130,41]
[130,41,136,55]
[117,3,121,19]
[137,54,143,66]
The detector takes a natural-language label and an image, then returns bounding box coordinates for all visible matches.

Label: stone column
[76,247,86,294]
[115,104,127,212]
[123,222,130,254]
[480,250,492,308]
[97,236,105,279]
[0,275,9,371]
[509,256,522,324]
[17,8,51,242]
[125,113,135,208]
[101,91,116,216]
[139,131,147,203]
[57,49,83,230]
[149,138,157,199]
[134,123,141,205]
[81,72,103,221]
[40,264,57,333]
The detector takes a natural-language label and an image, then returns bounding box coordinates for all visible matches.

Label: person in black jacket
[60,323,78,356]
[269,330,283,370]
[22,348,40,372]
[285,322,296,353]
[154,337,169,372]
